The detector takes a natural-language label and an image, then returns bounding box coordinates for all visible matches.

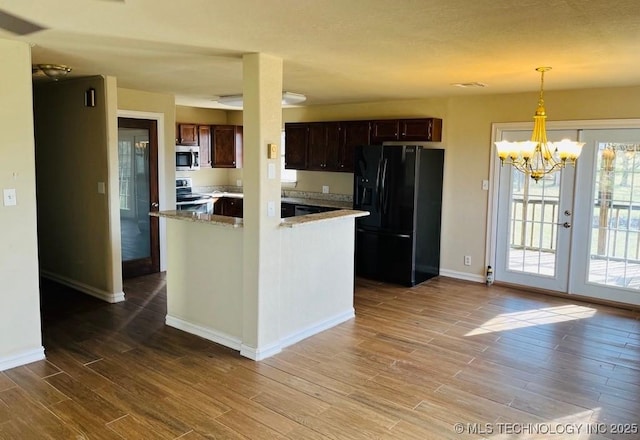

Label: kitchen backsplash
[194,186,353,203]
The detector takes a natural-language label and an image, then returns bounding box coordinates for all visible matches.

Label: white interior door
[494,129,578,291]
[571,128,640,306]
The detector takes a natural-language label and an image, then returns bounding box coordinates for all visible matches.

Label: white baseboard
[40,270,125,303]
[165,315,242,351]
[0,347,45,372]
[439,268,485,283]
[280,308,355,349]
[167,308,355,361]
[240,342,282,361]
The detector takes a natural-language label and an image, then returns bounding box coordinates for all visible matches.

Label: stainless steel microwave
[176,145,200,171]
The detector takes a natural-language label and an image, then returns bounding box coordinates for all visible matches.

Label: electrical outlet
[322,185,329,194]
[464,255,471,266]
[236,179,242,187]
[3,188,17,206]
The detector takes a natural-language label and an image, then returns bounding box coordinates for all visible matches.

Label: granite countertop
[205,191,244,199]
[280,209,369,228]
[151,209,368,228]
[150,210,243,228]
[281,197,352,209]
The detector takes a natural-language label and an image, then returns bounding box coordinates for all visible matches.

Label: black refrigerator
[353,145,444,286]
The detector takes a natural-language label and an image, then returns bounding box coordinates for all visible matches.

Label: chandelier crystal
[495,67,584,182]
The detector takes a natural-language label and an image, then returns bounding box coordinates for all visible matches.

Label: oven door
[176,199,212,213]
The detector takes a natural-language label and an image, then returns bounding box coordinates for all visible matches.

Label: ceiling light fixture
[216,91,306,107]
[495,67,584,182]
[452,82,487,88]
[32,64,72,80]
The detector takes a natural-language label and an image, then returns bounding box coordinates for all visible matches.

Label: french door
[118,117,160,278]
[494,125,640,307]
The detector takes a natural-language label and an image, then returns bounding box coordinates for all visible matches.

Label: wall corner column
[240,53,284,360]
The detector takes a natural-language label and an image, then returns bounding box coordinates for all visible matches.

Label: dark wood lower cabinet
[213,197,243,218]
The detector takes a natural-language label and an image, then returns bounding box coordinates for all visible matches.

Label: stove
[176,177,213,213]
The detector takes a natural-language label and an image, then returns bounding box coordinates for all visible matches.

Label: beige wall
[34,76,123,302]
[0,40,44,370]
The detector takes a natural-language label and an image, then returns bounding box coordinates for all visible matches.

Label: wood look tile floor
[1,275,639,439]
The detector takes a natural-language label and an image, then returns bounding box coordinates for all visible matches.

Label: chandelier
[495,67,584,182]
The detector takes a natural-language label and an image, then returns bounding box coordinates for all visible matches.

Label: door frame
[487,119,640,291]
[117,110,167,274]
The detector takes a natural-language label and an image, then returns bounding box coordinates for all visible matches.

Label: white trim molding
[167,308,356,361]
[165,315,242,351]
[41,270,125,303]
[0,347,45,372]
[279,308,355,349]
[439,269,485,284]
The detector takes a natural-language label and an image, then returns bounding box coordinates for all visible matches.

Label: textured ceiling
[2,0,640,108]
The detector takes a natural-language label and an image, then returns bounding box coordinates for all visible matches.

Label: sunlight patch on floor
[487,408,597,439]
[465,305,597,336]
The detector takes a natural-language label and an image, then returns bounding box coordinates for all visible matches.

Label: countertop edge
[279,209,369,228]
[150,211,243,228]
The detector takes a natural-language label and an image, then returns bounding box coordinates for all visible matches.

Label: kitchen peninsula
[151,207,368,360]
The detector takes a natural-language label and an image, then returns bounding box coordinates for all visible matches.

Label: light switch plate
[482,180,489,191]
[3,188,17,206]
[267,163,276,180]
[322,185,329,194]
[267,201,276,217]
[97,181,106,194]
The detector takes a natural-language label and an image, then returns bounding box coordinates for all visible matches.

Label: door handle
[151,202,159,209]
[557,222,571,228]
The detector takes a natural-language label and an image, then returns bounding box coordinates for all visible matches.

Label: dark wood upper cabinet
[400,118,442,142]
[198,125,211,167]
[177,123,198,145]
[285,117,441,172]
[212,125,242,168]
[370,120,400,143]
[284,123,309,170]
[340,120,370,172]
[308,122,340,171]
[371,118,442,143]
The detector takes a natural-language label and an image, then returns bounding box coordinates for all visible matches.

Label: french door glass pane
[508,168,560,276]
[589,142,640,288]
[118,128,150,262]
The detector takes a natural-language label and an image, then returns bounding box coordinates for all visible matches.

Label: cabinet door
[224,198,243,218]
[308,123,327,170]
[370,120,399,143]
[198,125,211,167]
[400,118,442,142]
[340,120,370,172]
[308,122,340,171]
[177,124,198,145]
[212,125,238,168]
[281,202,296,218]
[284,123,308,170]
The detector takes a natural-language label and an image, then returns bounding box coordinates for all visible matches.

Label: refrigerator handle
[380,158,388,214]
[375,158,383,212]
